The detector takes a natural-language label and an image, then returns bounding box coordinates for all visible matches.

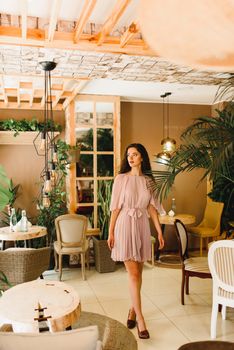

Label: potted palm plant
[92,179,115,273]
[151,102,234,230]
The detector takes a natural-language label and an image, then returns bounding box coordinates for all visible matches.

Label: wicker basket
[93,237,115,273]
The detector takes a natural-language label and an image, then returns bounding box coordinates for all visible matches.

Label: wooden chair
[188,198,224,256]
[0,247,51,290]
[54,214,89,281]
[174,219,211,305]
[208,240,234,339]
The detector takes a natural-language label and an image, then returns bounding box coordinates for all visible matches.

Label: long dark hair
[119,143,153,179]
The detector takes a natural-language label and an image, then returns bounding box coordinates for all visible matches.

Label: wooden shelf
[0,131,60,145]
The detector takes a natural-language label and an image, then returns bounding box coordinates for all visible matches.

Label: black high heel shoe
[127,309,136,329]
[137,323,150,339]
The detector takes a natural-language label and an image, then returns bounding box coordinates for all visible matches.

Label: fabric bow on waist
[127,208,143,219]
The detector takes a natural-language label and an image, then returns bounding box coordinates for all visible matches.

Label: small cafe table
[0,225,47,250]
[0,280,81,333]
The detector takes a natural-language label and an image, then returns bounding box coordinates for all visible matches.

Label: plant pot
[92,237,115,273]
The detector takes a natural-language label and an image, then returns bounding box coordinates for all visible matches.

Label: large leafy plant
[97,180,113,240]
[0,165,16,211]
[151,102,234,227]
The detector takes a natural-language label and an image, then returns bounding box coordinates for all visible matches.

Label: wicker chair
[0,247,51,289]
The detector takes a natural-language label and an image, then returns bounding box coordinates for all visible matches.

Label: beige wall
[121,102,211,250]
[0,109,65,222]
[1,103,212,251]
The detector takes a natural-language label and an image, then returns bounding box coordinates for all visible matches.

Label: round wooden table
[159,214,196,226]
[156,213,196,263]
[0,280,81,333]
[0,225,47,249]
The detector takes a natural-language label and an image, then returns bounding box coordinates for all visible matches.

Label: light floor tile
[148,292,211,318]
[170,312,234,341]
[91,280,130,302]
[100,296,166,324]
[133,318,189,350]
[142,276,181,297]
[81,302,106,315]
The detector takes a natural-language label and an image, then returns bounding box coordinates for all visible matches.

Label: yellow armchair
[188,198,224,256]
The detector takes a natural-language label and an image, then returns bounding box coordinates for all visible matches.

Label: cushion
[0,325,100,350]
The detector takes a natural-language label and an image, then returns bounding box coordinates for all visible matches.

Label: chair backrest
[55,214,88,248]
[200,197,224,232]
[174,219,189,261]
[0,247,51,289]
[0,325,101,350]
[208,240,234,295]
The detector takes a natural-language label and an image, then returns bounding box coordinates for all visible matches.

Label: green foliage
[0,271,11,294]
[214,74,234,102]
[0,118,62,136]
[36,140,80,246]
[97,180,113,240]
[151,103,234,215]
[0,165,14,211]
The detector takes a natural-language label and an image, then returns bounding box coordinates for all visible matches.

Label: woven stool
[74,311,137,350]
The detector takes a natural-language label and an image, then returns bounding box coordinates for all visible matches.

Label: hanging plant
[0,118,62,137]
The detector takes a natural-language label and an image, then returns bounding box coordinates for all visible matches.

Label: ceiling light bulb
[161,137,176,153]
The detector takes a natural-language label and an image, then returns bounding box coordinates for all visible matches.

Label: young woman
[107,143,164,339]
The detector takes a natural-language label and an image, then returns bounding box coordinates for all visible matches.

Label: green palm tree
[151,102,234,226]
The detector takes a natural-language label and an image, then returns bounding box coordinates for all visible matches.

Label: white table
[0,280,81,332]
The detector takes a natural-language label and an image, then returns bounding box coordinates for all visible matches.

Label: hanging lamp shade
[161,137,176,153]
[155,151,171,165]
[138,0,234,72]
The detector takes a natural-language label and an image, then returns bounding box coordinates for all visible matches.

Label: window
[65,96,120,229]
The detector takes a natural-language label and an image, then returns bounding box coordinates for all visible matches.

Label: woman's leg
[124,260,147,331]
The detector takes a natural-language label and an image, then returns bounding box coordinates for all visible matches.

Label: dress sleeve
[149,192,166,215]
[110,174,124,211]
[146,177,166,215]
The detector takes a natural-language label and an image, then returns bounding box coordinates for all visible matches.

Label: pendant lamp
[160,92,176,154]
[33,61,57,208]
[156,92,176,164]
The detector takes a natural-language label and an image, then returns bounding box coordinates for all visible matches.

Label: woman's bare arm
[148,204,164,249]
[107,209,121,249]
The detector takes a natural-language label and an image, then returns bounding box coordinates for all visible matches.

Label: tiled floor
[44,263,234,350]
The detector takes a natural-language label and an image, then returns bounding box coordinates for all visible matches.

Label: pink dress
[110,173,161,262]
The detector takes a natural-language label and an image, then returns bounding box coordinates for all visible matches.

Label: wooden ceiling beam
[20,0,28,39]
[0,25,154,56]
[5,88,18,96]
[63,80,88,110]
[47,0,62,42]
[29,88,34,108]
[120,21,139,47]
[96,0,131,45]
[0,77,9,107]
[51,84,63,91]
[0,101,63,110]
[19,82,33,89]
[52,80,71,108]
[17,82,20,107]
[74,0,97,43]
